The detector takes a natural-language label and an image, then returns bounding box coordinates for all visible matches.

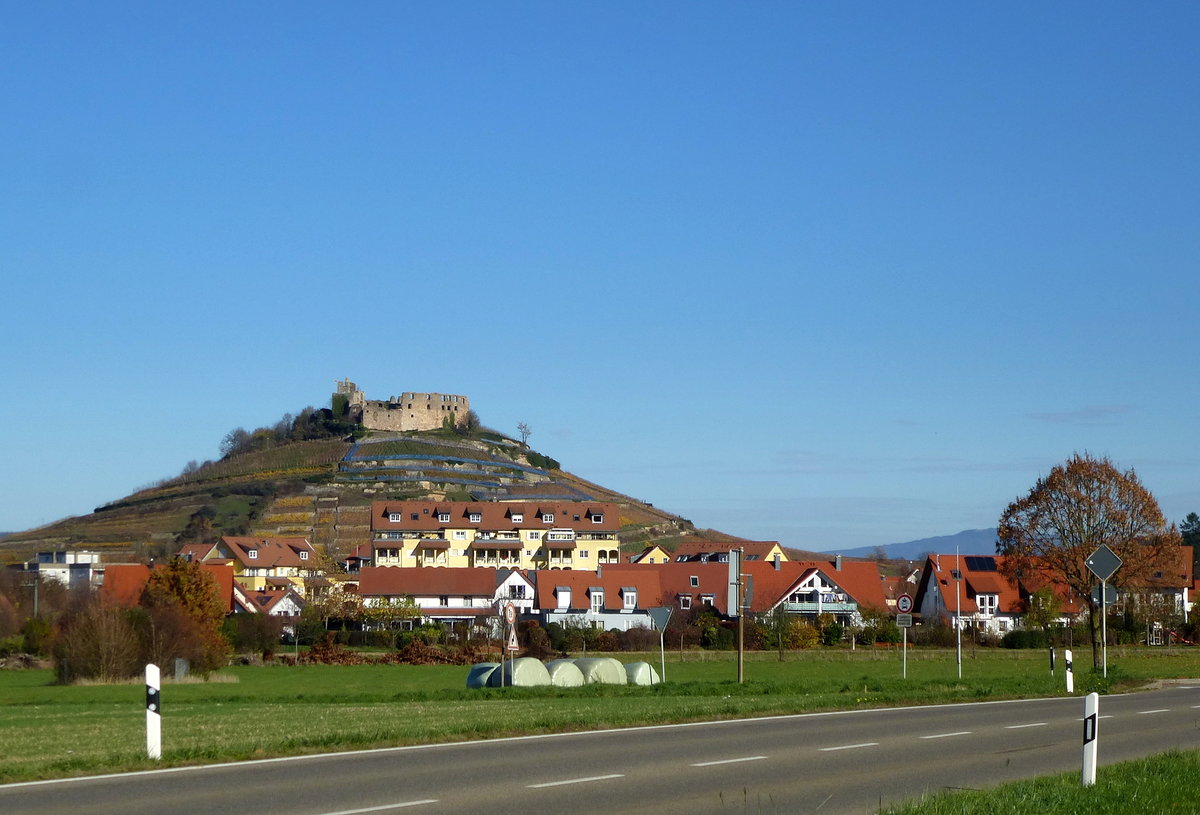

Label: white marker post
[145,663,161,760]
[1064,649,1074,694]
[1082,692,1099,786]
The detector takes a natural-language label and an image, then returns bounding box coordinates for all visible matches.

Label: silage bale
[466,662,500,688]
[487,657,552,687]
[573,657,628,685]
[624,661,661,686]
[545,659,586,687]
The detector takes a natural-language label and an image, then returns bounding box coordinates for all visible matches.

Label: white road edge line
[1139,709,1171,714]
[1005,723,1047,729]
[819,743,879,752]
[318,802,438,815]
[527,774,624,789]
[691,756,768,767]
[920,731,972,739]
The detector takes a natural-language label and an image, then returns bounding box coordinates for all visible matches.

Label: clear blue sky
[3,3,1198,550]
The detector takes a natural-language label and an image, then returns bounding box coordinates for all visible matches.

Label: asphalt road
[5,684,1200,815]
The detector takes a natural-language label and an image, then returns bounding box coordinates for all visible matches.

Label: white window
[542,513,554,523]
[592,514,604,523]
[299,551,309,560]
[579,550,589,558]
[591,591,604,612]
[528,531,541,541]
[679,595,692,609]
[453,531,467,541]
[389,513,402,522]
[511,513,523,523]
[438,512,450,523]
[690,576,699,587]
[557,589,571,610]
[247,550,258,559]
[977,594,998,616]
[469,513,482,523]
[623,591,636,609]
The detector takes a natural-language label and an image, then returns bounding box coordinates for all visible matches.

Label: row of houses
[356,554,890,631]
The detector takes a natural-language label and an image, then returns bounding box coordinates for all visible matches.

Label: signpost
[648,606,672,682]
[896,602,913,680]
[502,603,518,687]
[1085,545,1122,678]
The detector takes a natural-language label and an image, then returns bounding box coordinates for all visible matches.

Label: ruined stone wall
[333,380,469,432]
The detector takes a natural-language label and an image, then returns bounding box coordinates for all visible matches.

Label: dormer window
[511,513,523,524]
[590,590,604,612]
[389,513,402,523]
[623,589,636,609]
[591,513,604,523]
[542,513,554,524]
[438,512,450,523]
[469,513,482,524]
[247,550,258,559]
[299,551,309,560]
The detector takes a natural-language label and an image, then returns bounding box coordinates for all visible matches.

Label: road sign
[896,593,913,614]
[506,627,519,652]
[896,613,913,628]
[1091,584,1118,606]
[504,603,517,625]
[1086,545,1122,582]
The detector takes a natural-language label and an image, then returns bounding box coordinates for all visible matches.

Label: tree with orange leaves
[997,453,1181,669]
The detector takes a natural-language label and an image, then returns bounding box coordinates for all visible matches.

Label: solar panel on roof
[964,556,997,572]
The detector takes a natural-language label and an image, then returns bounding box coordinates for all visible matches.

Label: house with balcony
[532,568,663,631]
[178,537,321,595]
[358,566,536,629]
[369,500,620,571]
[914,554,1027,635]
[604,556,886,627]
[670,540,789,565]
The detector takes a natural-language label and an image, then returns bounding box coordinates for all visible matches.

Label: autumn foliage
[997,453,1181,667]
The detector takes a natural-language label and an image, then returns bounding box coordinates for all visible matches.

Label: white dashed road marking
[527,775,624,789]
[691,756,768,767]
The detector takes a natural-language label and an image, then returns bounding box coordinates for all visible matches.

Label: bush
[1001,629,1050,649]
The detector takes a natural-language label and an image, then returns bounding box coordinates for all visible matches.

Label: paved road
[5,685,1200,815]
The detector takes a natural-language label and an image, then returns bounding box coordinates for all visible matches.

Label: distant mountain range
[826,528,998,562]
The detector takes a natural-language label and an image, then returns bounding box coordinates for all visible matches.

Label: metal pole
[902,626,907,679]
[736,547,745,684]
[1101,579,1108,678]
[955,548,962,679]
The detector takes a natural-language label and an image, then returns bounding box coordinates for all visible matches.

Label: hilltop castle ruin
[333,378,470,433]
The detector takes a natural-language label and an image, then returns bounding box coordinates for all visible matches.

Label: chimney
[773,554,781,571]
[835,554,842,571]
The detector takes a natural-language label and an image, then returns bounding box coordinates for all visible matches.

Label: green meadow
[1,647,1197,786]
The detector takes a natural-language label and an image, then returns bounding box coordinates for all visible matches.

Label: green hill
[0,429,704,566]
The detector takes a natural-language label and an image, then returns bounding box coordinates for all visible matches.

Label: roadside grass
[1,647,1197,785]
[880,749,1200,814]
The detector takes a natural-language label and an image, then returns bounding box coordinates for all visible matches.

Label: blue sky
[3,3,1198,549]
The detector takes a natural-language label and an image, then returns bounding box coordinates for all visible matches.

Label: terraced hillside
[0,431,699,566]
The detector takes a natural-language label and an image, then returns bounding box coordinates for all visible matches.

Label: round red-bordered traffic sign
[896,593,913,614]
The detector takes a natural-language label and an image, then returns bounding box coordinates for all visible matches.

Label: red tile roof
[218,537,316,569]
[358,567,524,598]
[532,568,662,612]
[371,500,619,534]
[100,562,236,613]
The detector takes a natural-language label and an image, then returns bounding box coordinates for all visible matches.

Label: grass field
[2,646,1198,787]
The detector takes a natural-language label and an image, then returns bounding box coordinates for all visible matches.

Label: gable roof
[219,537,316,569]
[671,540,785,563]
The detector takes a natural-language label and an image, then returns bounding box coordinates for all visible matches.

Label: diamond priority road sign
[1085,544,1122,582]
